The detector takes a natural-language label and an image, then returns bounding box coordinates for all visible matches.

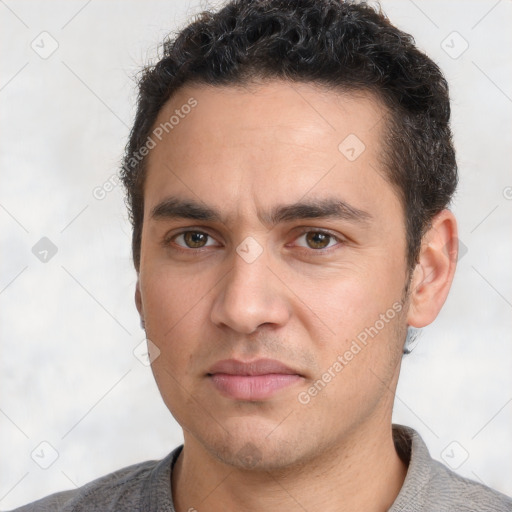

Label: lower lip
[209,373,302,401]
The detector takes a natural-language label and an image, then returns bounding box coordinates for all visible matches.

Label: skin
[135,80,458,512]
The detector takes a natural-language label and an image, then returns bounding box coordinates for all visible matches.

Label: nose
[210,249,291,334]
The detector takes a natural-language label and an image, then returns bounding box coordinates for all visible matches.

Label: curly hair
[120,0,457,271]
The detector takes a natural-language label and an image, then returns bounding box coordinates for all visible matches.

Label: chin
[197,424,316,473]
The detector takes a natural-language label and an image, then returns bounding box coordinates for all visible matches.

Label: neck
[171,421,407,512]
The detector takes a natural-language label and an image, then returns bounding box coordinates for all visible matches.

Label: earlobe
[406,210,458,329]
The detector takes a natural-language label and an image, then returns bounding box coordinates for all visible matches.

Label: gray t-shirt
[9,425,512,511]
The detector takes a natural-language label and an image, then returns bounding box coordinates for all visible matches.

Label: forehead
[143,80,399,227]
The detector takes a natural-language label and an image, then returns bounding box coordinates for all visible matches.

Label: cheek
[141,264,212,330]
[308,295,406,413]
[292,256,407,388]
[301,265,405,342]
[149,358,203,432]
[139,266,215,381]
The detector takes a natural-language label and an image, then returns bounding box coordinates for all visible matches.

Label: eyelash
[163,228,345,255]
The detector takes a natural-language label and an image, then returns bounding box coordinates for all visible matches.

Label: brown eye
[174,231,212,248]
[304,231,332,249]
[184,231,208,248]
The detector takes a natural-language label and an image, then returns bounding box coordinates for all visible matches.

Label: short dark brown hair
[120,0,457,271]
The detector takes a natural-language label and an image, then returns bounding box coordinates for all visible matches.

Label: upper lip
[207,358,300,376]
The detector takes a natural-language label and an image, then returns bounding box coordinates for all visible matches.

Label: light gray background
[1,0,511,508]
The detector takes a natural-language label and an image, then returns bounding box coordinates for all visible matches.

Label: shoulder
[7,448,181,512]
[391,425,512,512]
[426,458,512,512]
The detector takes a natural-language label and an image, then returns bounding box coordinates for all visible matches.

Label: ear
[406,209,458,328]
[135,277,145,328]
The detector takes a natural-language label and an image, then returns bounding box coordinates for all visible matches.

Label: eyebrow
[150,196,372,227]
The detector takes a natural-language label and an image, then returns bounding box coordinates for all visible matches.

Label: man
[12,0,512,510]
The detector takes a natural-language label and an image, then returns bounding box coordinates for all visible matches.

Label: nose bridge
[229,255,267,302]
[210,241,290,333]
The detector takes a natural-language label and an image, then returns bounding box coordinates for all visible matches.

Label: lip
[208,358,300,376]
[207,358,303,401]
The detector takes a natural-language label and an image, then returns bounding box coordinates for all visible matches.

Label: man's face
[136,81,410,470]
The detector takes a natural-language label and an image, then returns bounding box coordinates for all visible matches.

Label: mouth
[207,358,304,401]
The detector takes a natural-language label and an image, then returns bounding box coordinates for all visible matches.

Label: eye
[172,231,218,249]
[294,230,341,250]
